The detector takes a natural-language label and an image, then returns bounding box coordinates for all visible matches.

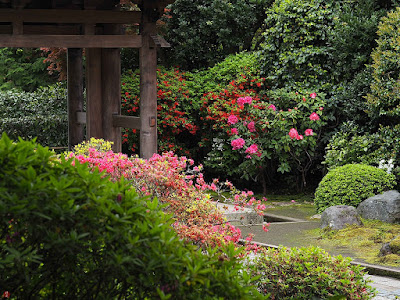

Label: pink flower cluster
[231,138,245,150]
[289,128,314,140]
[247,121,256,133]
[309,112,320,121]
[228,114,238,125]
[268,104,276,111]
[237,96,253,106]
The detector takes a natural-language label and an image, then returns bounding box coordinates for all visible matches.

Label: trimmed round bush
[251,246,375,299]
[0,134,262,299]
[315,164,395,213]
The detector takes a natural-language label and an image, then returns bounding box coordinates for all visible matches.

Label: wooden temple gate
[0,0,172,158]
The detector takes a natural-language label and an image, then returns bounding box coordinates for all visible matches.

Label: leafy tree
[0,48,56,91]
[162,0,270,70]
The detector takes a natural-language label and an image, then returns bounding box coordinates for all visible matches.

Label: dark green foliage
[314,164,395,213]
[163,0,269,70]
[258,0,335,90]
[0,48,56,92]
[366,7,400,126]
[251,246,375,299]
[0,83,68,147]
[0,134,264,299]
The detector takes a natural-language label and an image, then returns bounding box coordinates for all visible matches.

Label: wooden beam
[0,9,141,24]
[112,115,141,129]
[67,48,85,149]
[0,34,142,48]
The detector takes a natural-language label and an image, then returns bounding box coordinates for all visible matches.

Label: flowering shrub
[206,89,326,193]
[68,142,263,248]
[121,67,199,156]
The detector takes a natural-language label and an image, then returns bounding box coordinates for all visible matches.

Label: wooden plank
[139,11,158,158]
[13,21,23,35]
[86,48,103,139]
[0,9,141,24]
[67,48,85,149]
[112,115,141,129]
[0,25,82,35]
[102,24,121,153]
[0,34,142,48]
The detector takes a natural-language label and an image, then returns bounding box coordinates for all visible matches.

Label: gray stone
[321,205,363,230]
[357,190,400,223]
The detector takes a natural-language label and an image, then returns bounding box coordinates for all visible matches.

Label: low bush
[0,83,68,147]
[251,246,375,299]
[314,164,396,213]
[0,134,262,299]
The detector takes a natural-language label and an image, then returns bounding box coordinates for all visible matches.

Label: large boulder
[321,205,362,230]
[357,190,400,223]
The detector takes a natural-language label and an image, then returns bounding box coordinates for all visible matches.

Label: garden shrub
[0,48,56,91]
[121,67,200,157]
[258,0,334,90]
[314,164,396,213]
[323,124,400,186]
[366,7,400,127]
[0,83,68,148]
[162,0,268,70]
[0,134,263,299]
[204,90,326,193]
[251,246,375,299]
[68,141,267,248]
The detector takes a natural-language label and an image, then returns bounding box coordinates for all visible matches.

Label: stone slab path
[216,202,400,299]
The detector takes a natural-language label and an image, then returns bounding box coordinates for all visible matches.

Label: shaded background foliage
[1,0,400,193]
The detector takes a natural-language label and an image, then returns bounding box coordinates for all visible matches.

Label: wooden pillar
[67,48,84,149]
[86,48,103,139]
[102,24,122,153]
[139,5,158,159]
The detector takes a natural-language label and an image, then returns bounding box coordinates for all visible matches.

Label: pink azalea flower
[298,135,303,140]
[247,121,256,132]
[268,104,276,111]
[310,92,317,99]
[231,138,245,150]
[228,114,238,125]
[237,97,245,106]
[305,129,314,136]
[243,96,253,104]
[245,144,259,154]
[309,112,320,121]
[231,128,238,135]
[288,128,299,139]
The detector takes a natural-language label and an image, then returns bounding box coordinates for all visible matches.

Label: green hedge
[0,83,68,147]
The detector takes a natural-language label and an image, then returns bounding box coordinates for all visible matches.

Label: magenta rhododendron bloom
[310,92,317,99]
[268,104,276,111]
[227,114,238,125]
[309,112,320,121]
[247,121,256,132]
[231,128,238,135]
[245,144,259,154]
[237,96,252,106]
[231,138,245,150]
[289,128,299,139]
[305,128,314,136]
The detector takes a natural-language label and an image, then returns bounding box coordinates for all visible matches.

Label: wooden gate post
[102,24,122,153]
[139,3,158,159]
[67,48,84,149]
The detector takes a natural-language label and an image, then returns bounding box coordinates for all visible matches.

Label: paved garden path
[216,202,400,299]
